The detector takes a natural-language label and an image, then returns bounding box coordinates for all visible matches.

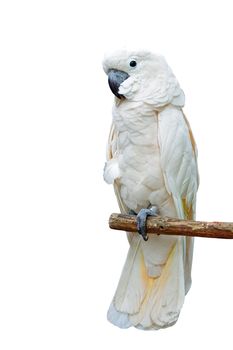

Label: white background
[1,0,233,349]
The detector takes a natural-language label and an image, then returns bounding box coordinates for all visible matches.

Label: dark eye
[129,60,137,67]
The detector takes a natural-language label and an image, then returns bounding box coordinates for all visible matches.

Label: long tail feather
[108,235,188,330]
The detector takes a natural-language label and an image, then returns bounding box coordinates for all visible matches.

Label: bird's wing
[106,122,117,161]
[158,106,199,293]
[158,107,199,220]
[106,122,129,214]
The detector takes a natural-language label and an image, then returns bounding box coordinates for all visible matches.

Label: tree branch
[109,213,233,239]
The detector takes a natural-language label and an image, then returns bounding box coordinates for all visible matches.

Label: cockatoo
[103,49,199,330]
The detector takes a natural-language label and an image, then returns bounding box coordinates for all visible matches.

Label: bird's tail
[107,233,192,330]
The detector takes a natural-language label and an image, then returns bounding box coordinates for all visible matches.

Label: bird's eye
[129,60,137,67]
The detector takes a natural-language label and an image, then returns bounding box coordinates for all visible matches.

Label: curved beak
[108,69,129,99]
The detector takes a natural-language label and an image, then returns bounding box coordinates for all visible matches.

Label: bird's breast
[113,101,168,211]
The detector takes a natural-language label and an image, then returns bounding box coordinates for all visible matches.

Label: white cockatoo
[103,49,199,330]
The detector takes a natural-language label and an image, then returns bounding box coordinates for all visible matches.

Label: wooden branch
[109,213,233,239]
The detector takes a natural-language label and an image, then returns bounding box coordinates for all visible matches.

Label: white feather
[111,235,148,314]
[103,158,120,184]
[107,302,131,329]
[158,106,198,210]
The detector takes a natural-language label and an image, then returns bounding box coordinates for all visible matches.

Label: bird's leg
[136,206,158,241]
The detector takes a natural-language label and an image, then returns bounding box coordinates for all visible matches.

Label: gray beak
[108,69,129,99]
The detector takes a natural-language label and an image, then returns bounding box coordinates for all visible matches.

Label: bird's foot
[136,206,158,241]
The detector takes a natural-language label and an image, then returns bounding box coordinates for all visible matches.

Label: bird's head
[103,49,185,108]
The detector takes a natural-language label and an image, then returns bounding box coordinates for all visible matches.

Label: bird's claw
[128,209,137,215]
[136,207,158,241]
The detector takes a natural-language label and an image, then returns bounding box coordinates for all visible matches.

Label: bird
[102,49,199,330]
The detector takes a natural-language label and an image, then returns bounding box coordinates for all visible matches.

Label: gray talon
[136,207,158,241]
